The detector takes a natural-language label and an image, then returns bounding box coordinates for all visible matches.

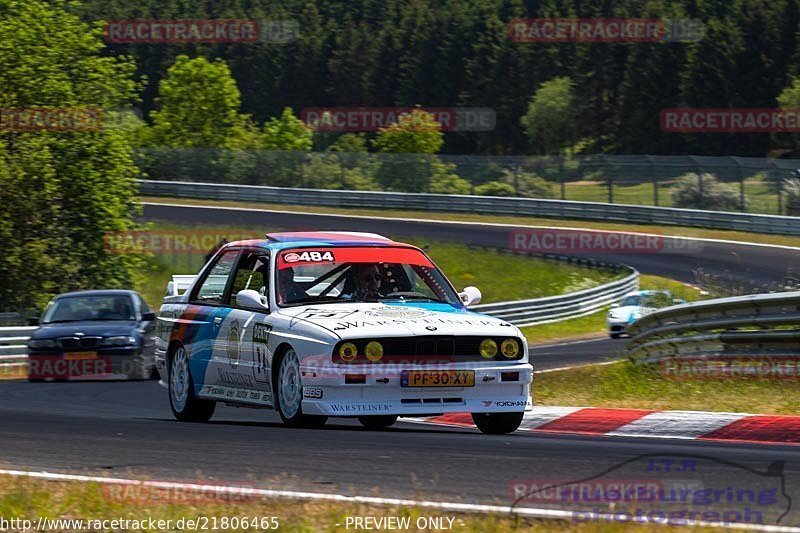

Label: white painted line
[535,360,623,374]
[144,201,800,252]
[0,468,797,532]
[607,410,750,439]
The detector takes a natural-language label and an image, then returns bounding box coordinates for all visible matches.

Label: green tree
[147,55,253,148]
[520,77,577,155]
[0,0,141,311]
[261,107,313,151]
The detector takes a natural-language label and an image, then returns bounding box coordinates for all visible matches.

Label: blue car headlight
[101,335,137,347]
[28,338,57,349]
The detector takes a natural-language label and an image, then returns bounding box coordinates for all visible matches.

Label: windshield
[275,246,461,307]
[620,293,672,308]
[42,295,136,323]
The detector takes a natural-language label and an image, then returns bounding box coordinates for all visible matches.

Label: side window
[230,251,270,301]
[193,250,239,304]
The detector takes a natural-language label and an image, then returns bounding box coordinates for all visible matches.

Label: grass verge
[0,475,724,532]
[535,361,800,414]
[141,196,800,249]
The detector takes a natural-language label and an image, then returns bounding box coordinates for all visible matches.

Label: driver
[278,266,305,303]
[348,263,384,301]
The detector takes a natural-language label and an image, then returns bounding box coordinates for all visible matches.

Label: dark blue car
[27,290,157,381]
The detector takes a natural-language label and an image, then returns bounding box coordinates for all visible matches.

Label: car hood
[32,321,139,339]
[608,305,657,322]
[276,302,518,339]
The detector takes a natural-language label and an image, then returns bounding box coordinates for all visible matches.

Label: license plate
[63,352,97,360]
[401,370,474,387]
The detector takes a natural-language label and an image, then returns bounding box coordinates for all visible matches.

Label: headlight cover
[28,338,57,349]
[479,338,498,358]
[101,335,137,347]
[339,342,358,362]
[500,338,520,359]
[364,341,384,362]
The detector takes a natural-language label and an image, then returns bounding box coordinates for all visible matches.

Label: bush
[671,173,741,211]
[474,180,516,197]
[782,177,800,215]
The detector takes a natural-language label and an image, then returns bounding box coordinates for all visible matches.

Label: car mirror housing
[458,286,482,307]
[236,289,270,311]
[141,311,156,321]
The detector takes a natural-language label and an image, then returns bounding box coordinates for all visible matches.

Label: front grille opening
[501,371,520,382]
[344,374,366,384]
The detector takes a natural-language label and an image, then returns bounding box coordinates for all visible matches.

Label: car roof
[54,289,138,299]
[223,231,411,252]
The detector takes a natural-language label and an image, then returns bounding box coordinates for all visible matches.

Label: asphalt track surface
[1,380,799,525]
[1,202,798,526]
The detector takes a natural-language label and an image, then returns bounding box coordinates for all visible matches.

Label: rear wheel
[471,412,524,435]
[169,345,215,422]
[610,332,621,339]
[275,348,327,427]
[358,415,398,429]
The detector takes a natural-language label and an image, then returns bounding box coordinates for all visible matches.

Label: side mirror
[458,286,482,307]
[141,311,156,321]
[236,289,269,311]
[610,303,620,309]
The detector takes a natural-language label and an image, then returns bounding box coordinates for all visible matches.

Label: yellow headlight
[339,342,358,362]
[479,338,498,358]
[501,339,520,359]
[365,341,384,362]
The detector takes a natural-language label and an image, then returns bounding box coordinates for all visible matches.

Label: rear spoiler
[164,275,198,303]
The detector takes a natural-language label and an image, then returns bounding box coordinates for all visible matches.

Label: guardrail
[473,269,638,327]
[0,327,36,358]
[625,291,800,361]
[140,179,800,236]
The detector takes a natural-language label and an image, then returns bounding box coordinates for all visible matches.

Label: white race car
[155,232,533,434]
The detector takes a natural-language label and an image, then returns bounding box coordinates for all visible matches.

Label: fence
[140,179,800,236]
[624,291,800,362]
[135,149,800,215]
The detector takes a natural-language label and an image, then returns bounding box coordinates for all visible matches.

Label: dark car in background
[26,290,157,381]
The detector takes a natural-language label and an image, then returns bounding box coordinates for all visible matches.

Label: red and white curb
[418,407,800,445]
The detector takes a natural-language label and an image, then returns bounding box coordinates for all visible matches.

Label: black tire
[610,333,621,339]
[168,344,215,422]
[358,415,398,429]
[471,412,524,435]
[273,348,327,428]
[27,378,44,383]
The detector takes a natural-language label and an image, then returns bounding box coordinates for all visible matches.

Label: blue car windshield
[42,295,135,323]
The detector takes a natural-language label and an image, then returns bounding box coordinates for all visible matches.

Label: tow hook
[376,378,389,384]
[482,375,496,382]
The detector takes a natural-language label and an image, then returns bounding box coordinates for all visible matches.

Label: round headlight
[479,338,497,358]
[500,339,520,359]
[365,341,384,362]
[339,342,358,362]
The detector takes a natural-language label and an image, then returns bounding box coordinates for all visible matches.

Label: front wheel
[358,415,398,429]
[275,348,327,428]
[169,345,215,422]
[472,412,524,434]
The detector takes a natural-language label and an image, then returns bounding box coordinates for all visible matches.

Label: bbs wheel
[358,415,398,429]
[275,348,327,427]
[169,344,215,422]
[471,412,524,435]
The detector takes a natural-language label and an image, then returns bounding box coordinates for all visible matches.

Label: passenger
[348,264,383,301]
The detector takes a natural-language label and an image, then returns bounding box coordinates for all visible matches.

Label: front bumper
[299,362,533,417]
[27,348,143,380]
[607,319,630,335]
